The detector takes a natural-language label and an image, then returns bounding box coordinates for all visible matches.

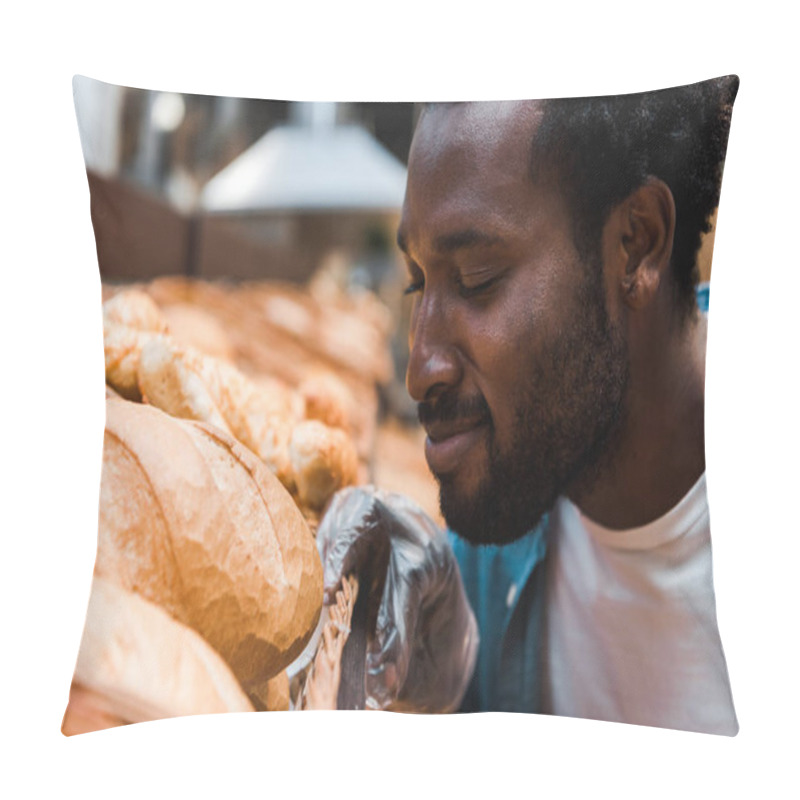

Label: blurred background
[75,75,440,523]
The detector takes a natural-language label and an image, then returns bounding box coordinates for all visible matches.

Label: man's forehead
[400,100,548,251]
[412,100,544,162]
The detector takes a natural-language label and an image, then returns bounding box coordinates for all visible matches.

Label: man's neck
[568,313,707,531]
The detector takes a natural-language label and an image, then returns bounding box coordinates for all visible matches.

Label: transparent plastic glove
[317,485,479,713]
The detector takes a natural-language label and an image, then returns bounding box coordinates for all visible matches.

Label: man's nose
[405,299,462,403]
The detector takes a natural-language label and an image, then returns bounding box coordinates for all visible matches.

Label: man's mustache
[417,392,491,428]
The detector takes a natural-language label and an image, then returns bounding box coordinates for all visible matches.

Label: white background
[2,2,798,798]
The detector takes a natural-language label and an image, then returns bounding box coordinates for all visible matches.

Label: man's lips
[423,417,489,476]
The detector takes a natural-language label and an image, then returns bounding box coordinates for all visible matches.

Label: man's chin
[438,478,547,546]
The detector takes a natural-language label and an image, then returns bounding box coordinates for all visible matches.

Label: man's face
[398,102,629,545]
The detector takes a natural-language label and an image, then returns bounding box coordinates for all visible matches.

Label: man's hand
[317,486,479,713]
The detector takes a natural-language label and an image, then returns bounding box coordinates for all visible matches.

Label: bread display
[101,286,366,513]
[97,397,324,692]
[72,275,416,729]
[136,334,360,506]
[62,577,254,735]
[141,276,384,463]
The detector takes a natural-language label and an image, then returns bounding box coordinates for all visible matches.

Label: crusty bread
[136,337,298,488]
[103,324,159,401]
[247,670,291,712]
[298,370,353,432]
[62,577,254,735]
[103,289,167,333]
[96,397,323,693]
[136,335,233,434]
[210,358,299,489]
[289,420,359,511]
[160,302,236,361]
[103,289,169,400]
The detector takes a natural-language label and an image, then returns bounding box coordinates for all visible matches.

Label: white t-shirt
[543,473,738,735]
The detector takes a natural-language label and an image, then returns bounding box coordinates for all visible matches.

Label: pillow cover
[66,75,738,735]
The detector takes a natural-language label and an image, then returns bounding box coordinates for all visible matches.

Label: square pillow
[65,74,738,736]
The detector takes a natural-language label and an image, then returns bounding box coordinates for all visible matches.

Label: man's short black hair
[530,76,739,318]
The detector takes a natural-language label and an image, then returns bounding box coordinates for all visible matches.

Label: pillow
[66,75,738,735]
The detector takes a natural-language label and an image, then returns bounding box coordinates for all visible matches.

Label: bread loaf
[210,358,299,489]
[103,289,167,332]
[96,397,323,693]
[102,289,168,401]
[290,420,359,511]
[62,577,254,735]
[103,324,159,401]
[160,302,236,361]
[299,371,353,431]
[137,335,233,434]
[137,336,298,487]
[248,670,291,712]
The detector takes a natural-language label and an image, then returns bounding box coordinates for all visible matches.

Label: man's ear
[612,177,676,310]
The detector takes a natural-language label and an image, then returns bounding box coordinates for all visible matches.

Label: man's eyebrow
[395,227,505,257]
[434,229,504,252]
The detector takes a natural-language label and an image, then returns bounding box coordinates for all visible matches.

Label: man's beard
[423,265,629,546]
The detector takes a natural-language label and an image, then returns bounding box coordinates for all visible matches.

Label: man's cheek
[483,402,517,455]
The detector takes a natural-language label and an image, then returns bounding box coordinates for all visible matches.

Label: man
[320,77,738,734]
